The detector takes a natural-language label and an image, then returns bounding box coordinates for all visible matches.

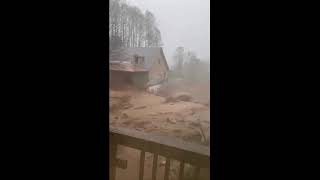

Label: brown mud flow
[110,80,210,180]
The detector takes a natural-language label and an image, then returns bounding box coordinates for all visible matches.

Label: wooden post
[152,154,158,180]
[179,161,185,180]
[139,150,145,180]
[164,158,170,180]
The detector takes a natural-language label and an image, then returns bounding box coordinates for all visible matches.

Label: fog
[126,0,210,67]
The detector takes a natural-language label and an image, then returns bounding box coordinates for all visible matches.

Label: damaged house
[109,47,169,90]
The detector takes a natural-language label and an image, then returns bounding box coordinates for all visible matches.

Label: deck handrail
[109,126,210,180]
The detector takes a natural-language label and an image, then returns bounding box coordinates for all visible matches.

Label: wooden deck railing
[110,126,210,180]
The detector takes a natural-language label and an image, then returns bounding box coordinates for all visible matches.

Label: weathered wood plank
[164,158,170,180]
[139,150,145,180]
[179,161,184,180]
[110,126,209,156]
[194,166,200,180]
[152,154,158,180]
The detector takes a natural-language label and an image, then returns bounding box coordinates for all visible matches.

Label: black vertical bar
[164,158,170,180]
[139,150,145,180]
[179,161,184,180]
[152,153,158,180]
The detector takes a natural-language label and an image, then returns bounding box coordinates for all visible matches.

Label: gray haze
[126,0,210,67]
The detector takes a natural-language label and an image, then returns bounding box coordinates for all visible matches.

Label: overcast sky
[126,0,210,66]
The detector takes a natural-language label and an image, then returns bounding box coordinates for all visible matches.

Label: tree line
[172,47,210,82]
[109,0,163,49]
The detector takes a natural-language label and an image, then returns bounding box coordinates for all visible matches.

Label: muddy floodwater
[110,90,210,146]
[110,80,210,180]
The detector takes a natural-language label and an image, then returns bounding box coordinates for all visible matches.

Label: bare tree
[173,47,185,76]
[109,0,162,48]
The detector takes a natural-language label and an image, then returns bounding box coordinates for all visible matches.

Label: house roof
[109,47,169,71]
[110,62,148,72]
